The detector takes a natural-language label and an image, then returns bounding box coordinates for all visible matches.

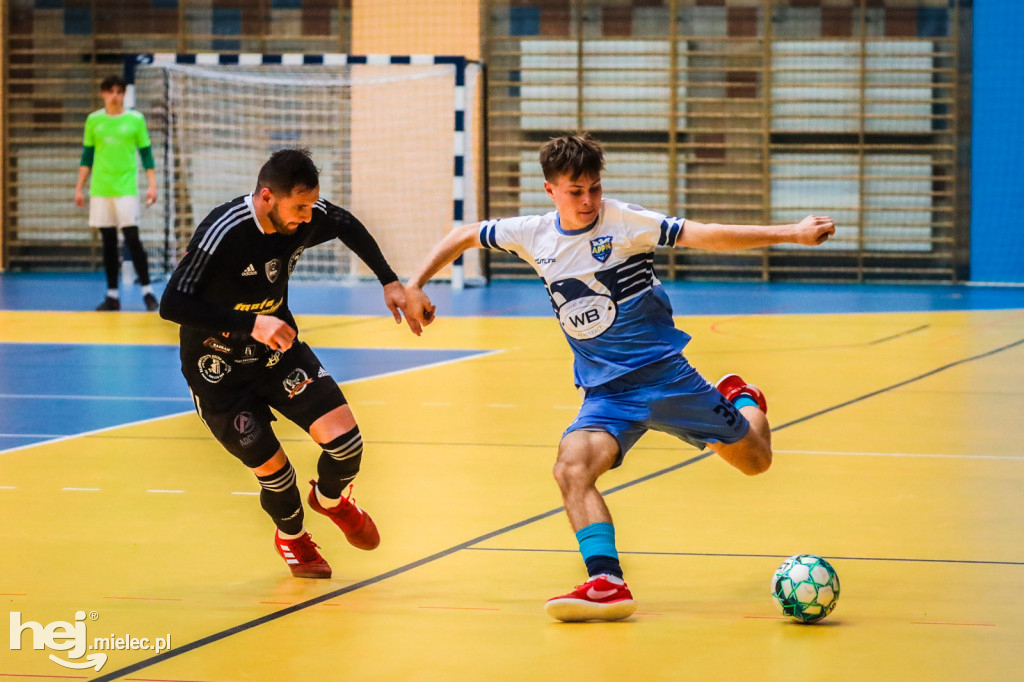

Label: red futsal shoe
[545,575,637,622]
[715,373,768,414]
[274,530,332,579]
[307,481,380,550]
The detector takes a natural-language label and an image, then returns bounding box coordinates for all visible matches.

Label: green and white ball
[771,554,840,623]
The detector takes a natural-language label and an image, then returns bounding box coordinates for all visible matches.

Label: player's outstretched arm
[404,222,484,334]
[678,215,835,252]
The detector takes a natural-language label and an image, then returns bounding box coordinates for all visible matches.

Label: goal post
[125,53,483,287]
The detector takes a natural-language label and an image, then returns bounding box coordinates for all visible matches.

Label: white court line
[487,403,517,408]
[231,491,259,496]
[0,433,67,439]
[0,486,16,490]
[62,487,100,491]
[0,394,191,402]
[0,348,504,457]
[147,489,185,494]
[777,449,1024,461]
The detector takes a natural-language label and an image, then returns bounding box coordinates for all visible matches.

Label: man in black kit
[161,148,422,578]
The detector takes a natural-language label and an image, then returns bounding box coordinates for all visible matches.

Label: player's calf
[308,426,379,550]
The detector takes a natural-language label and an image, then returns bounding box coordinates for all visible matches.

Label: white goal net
[132,56,481,283]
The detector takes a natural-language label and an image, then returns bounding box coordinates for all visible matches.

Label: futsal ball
[771,554,840,623]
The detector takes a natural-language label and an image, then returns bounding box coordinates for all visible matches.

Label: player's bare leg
[306,405,380,550]
[709,410,772,475]
[711,374,772,475]
[546,429,635,622]
[552,429,618,531]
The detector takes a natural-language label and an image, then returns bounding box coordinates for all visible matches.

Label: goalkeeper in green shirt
[75,74,159,311]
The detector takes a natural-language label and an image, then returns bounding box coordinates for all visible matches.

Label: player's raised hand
[402,284,436,337]
[251,314,297,351]
[794,215,835,246]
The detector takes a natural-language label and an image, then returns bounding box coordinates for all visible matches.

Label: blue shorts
[563,354,750,468]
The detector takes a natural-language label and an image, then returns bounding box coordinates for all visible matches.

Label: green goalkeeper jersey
[82,109,152,197]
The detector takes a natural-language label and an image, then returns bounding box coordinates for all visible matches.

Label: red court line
[103,597,182,602]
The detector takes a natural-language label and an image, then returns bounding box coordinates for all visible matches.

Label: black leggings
[100,226,151,289]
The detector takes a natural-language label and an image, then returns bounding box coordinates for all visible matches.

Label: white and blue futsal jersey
[479,198,689,388]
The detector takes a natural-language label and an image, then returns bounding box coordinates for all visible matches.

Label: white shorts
[89,195,140,228]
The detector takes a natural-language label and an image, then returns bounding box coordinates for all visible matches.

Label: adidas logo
[241,264,258,276]
[317,366,329,378]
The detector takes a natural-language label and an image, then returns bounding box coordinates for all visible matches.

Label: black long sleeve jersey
[161,193,397,362]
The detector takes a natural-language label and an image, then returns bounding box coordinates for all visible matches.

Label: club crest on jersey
[283,368,312,398]
[288,247,305,277]
[265,259,281,283]
[198,354,231,383]
[590,236,613,263]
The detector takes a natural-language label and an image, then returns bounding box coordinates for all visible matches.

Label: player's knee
[740,442,772,476]
[316,426,363,496]
[552,452,600,490]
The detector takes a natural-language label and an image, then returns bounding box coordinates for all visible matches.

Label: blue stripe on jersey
[668,219,683,246]
[479,220,516,255]
[659,218,684,246]
[591,252,655,303]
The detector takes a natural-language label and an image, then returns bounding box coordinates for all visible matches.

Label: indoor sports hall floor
[2,272,1024,681]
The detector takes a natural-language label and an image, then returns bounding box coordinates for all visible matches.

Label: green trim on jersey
[82,109,152,197]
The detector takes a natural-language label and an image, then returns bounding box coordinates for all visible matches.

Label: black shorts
[183,341,347,468]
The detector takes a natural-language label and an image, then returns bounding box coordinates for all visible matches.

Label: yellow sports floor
[2,306,1023,681]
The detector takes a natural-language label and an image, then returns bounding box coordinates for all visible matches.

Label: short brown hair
[539,132,604,182]
[256,148,320,195]
[100,75,126,92]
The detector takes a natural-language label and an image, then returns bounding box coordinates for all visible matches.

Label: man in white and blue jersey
[404,133,835,622]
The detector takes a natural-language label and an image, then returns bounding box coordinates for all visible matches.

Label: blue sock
[733,395,758,410]
[576,522,623,579]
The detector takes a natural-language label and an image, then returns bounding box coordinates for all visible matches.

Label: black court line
[466,547,1024,567]
[92,335,1024,681]
[867,323,930,345]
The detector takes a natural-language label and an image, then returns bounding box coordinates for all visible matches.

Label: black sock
[256,461,304,535]
[585,555,624,580]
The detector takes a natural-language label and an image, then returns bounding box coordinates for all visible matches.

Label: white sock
[277,527,306,540]
[141,284,154,296]
[315,486,341,509]
[106,289,119,299]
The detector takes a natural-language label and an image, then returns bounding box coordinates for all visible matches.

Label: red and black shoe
[715,373,768,414]
[545,575,636,622]
[274,529,332,579]
[307,480,380,550]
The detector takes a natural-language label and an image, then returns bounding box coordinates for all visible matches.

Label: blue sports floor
[2,272,1023,454]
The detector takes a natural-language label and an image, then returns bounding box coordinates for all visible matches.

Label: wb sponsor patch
[590,236,613,263]
[557,295,617,340]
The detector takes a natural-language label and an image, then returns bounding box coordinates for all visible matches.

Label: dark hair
[539,132,605,182]
[100,75,126,92]
[256,148,320,195]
